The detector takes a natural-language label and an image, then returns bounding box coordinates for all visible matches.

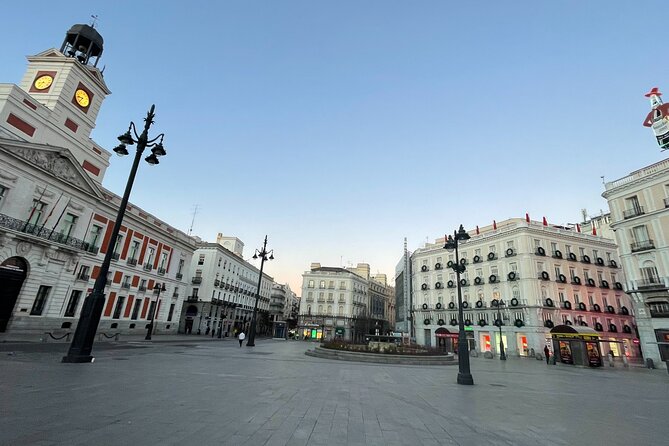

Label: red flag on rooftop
[526,213,530,223]
[592,226,597,236]
[476,225,480,235]
[493,220,497,230]
[542,216,548,226]
[576,224,581,233]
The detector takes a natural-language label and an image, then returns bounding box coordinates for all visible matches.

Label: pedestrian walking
[544,345,550,364]
[238,331,246,347]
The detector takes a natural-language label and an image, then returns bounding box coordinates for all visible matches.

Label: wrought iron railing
[0,213,91,251]
[630,240,655,252]
[623,206,644,219]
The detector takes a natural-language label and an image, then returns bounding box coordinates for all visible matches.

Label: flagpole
[23,185,48,231]
[38,192,64,234]
[48,198,71,240]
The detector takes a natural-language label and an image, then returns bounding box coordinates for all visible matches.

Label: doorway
[0,257,28,332]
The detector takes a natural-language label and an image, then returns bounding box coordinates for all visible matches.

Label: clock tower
[5,24,113,181]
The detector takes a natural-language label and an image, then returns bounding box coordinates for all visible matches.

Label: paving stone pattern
[0,338,667,445]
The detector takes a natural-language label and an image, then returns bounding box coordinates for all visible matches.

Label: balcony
[111,252,120,261]
[121,282,131,289]
[143,263,153,271]
[623,206,645,219]
[649,309,669,318]
[665,197,669,208]
[186,296,199,302]
[76,273,89,282]
[0,212,91,251]
[214,279,220,287]
[172,293,179,298]
[192,277,202,284]
[138,285,147,292]
[176,273,183,280]
[127,258,138,266]
[636,278,666,290]
[157,268,166,276]
[630,240,655,252]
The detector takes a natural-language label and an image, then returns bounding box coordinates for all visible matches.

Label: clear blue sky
[2,1,667,292]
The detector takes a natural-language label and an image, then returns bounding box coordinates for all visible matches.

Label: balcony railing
[111,252,120,261]
[172,293,179,298]
[636,278,666,289]
[76,273,89,281]
[138,285,147,292]
[127,258,138,266]
[214,279,220,287]
[121,283,131,289]
[649,309,669,318]
[176,273,183,280]
[630,240,655,252]
[143,263,153,271]
[192,277,202,284]
[0,213,91,251]
[186,296,199,302]
[665,197,669,208]
[157,267,166,276]
[623,206,644,219]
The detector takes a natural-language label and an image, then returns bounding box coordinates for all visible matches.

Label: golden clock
[75,89,90,107]
[34,74,53,90]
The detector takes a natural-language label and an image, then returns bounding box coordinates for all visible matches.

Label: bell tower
[12,23,113,181]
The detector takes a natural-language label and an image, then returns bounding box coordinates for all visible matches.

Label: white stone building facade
[299,263,393,341]
[179,240,273,337]
[410,218,639,360]
[603,158,669,365]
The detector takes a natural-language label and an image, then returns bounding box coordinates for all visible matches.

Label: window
[534,239,541,249]
[112,235,123,256]
[308,280,314,288]
[593,249,599,260]
[489,245,496,254]
[78,264,90,280]
[122,275,131,287]
[112,296,126,319]
[318,305,323,314]
[625,195,641,213]
[507,241,514,249]
[64,290,82,317]
[554,265,561,278]
[491,266,498,276]
[147,301,156,320]
[339,281,346,290]
[27,200,45,225]
[632,225,650,243]
[588,294,594,305]
[558,291,565,303]
[146,247,156,265]
[129,240,140,260]
[58,213,78,239]
[640,264,660,283]
[338,305,344,316]
[327,305,332,314]
[131,299,142,320]
[569,267,576,280]
[579,247,585,257]
[177,259,185,274]
[328,280,335,289]
[88,224,103,248]
[160,252,168,269]
[30,286,51,315]
[510,262,518,272]
[0,185,7,204]
[551,242,558,253]
[218,257,221,267]
[574,293,580,304]
[319,280,325,289]
[198,254,205,265]
[565,244,572,255]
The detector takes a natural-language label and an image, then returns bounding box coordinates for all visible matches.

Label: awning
[550,324,600,340]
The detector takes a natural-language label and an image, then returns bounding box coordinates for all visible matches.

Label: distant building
[410,218,638,361]
[180,239,272,337]
[298,263,394,341]
[394,238,412,335]
[603,158,669,364]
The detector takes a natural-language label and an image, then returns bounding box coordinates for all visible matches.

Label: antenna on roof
[90,14,99,28]
[188,204,199,236]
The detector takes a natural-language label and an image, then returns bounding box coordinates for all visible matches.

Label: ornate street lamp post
[63,105,166,363]
[444,224,474,385]
[145,282,166,340]
[246,235,274,347]
[494,299,507,360]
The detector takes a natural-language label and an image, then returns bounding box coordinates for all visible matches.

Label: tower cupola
[59,24,104,67]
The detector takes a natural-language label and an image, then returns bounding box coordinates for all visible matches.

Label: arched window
[327,305,332,314]
[338,305,344,315]
[318,305,323,314]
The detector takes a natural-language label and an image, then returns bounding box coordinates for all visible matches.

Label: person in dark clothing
[544,345,551,364]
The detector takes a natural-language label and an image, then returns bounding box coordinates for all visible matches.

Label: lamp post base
[457,372,474,385]
[62,354,94,363]
[246,340,255,347]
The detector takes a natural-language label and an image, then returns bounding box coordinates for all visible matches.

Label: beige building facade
[603,158,669,364]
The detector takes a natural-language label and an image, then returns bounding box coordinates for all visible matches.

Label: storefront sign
[586,342,602,367]
[559,341,573,364]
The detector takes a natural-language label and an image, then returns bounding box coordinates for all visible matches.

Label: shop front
[517,333,529,356]
[435,327,458,353]
[550,325,602,367]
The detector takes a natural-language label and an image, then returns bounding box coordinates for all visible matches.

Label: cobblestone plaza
[1,338,667,445]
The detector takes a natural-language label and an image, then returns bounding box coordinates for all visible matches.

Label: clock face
[75,89,90,108]
[33,74,53,90]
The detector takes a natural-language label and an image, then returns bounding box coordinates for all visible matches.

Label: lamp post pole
[496,299,506,360]
[63,105,166,363]
[146,283,165,340]
[246,235,274,347]
[444,224,474,385]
